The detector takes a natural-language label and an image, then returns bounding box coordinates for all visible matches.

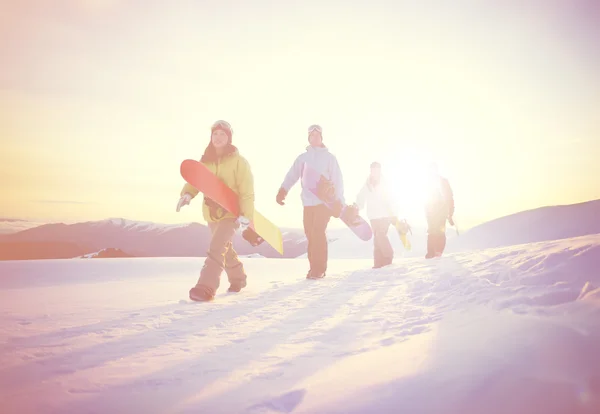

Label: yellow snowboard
[393,218,412,250]
[251,211,284,255]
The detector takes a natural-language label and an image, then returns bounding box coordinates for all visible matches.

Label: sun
[379,147,432,224]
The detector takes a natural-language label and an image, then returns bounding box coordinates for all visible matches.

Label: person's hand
[276,188,287,205]
[236,216,250,233]
[176,193,192,212]
[448,216,455,226]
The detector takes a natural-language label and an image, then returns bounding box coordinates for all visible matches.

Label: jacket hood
[201,144,239,163]
[305,144,328,152]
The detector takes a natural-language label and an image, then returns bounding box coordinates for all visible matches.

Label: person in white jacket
[354,162,399,268]
[276,124,345,279]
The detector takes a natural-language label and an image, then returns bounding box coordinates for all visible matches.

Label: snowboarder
[176,120,255,301]
[424,163,454,258]
[354,162,400,268]
[275,124,345,279]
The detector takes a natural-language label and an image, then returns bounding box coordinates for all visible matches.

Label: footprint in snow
[380,337,395,347]
[247,389,307,413]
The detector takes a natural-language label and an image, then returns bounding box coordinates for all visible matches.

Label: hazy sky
[1,0,599,230]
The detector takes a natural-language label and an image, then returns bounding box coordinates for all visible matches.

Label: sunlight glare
[380,145,433,223]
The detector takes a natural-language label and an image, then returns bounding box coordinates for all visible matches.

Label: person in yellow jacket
[176,120,255,301]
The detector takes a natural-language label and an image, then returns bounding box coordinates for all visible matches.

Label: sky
[1,0,599,230]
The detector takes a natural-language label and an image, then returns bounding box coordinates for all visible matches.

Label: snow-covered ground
[1,234,600,414]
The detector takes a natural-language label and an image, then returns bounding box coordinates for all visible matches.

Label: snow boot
[189,284,215,301]
[307,270,326,280]
[227,280,247,293]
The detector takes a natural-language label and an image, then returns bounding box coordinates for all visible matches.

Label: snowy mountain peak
[87,218,194,233]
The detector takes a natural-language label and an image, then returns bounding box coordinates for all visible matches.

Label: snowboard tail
[180,159,284,255]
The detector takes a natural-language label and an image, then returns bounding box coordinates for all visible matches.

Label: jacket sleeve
[442,178,454,217]
[355,182,369,210]
[280,154,303,192]
[330,155,345,204]
[236,156,255,220]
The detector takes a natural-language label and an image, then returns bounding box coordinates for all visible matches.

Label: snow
[239,253,266,258]
[302,226,430,260]
[79,250,105,258]
[89,218,192,233]
[77,248,131,259]
[1,234,600,413]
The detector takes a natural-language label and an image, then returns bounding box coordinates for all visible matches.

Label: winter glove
[236,216,251,234]
[176,193,192,212]
[276,188,287,205]
[242,227,264,247]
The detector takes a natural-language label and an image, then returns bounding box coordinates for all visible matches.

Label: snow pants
[196,218,247,291]
[303,204,332,276]
[426,211,447,257]
[371,217,395,267]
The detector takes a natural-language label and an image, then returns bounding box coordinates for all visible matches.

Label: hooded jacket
[280,145,345,206]
[355,177,398,220]
[180,145,254,223]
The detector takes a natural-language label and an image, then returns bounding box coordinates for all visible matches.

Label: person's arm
[280,154,304,193]
[442,178,455,218]
[276,154,304,205]
[355,181,369,210]
[180,182,200,199]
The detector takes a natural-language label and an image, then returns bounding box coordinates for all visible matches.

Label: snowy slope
[1,235,600,413]
[322,226,431,259]
[450,199,600,252]
[321,223,461,260]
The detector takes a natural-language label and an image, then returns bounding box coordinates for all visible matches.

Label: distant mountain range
[0,218,307,260]
[1,199,598,260]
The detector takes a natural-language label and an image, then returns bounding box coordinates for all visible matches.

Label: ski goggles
[211,120,232,133]
[308,124,322,134]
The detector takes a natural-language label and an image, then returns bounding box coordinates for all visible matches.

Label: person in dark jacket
[424,163,454,258]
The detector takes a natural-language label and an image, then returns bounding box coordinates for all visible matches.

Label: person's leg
[191,218,237,300]
[380,217,394,265]
[224,238,247,292]
[426,212,446,259]
[371,218,386,268]
[309,204,332,277]
[303,206,315,276]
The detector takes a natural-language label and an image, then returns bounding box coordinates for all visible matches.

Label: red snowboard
[180,159,284,255]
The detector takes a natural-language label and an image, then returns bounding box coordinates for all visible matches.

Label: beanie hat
[211,120,233,144]
[308,124,324,145]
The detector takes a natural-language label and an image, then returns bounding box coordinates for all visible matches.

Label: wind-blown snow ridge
[1,234,599,413]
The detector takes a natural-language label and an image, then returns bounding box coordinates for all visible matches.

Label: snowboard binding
[395,218,412,235]
[342,204,360,224]
[317,177,343,218]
